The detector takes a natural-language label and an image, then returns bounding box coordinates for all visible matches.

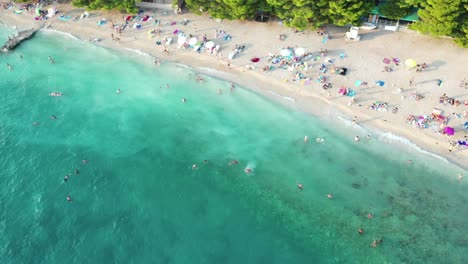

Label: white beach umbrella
[280,49,292,57]
[205,41,215,49]
[178,36,187,45]
[295,47,305,56]
[189,37,198,46]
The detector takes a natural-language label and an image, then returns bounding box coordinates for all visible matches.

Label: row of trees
[13,0,465,47]
[379,0,467,47]
[180,0,467,47]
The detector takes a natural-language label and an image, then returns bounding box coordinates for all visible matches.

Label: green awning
[400,8,419,22]
[370,4,419,22]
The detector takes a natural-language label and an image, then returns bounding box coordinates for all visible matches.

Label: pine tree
[411,0,465,37]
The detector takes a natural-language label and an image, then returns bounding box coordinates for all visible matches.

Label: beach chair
[345,27,360,41]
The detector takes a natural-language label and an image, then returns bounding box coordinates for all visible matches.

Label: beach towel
[14,9,23,14]
[383,58,391,64]
[375,80,385,86]
[251,57,260,63]
[464,122,468,129]
[354,80,362,87]
[347,90,356,97]
[59,15,72,21]
[126,16,133,21]
[97,19,107,26]
[142,15,150,22]
[321,36,328,44]
[339,53,346,59]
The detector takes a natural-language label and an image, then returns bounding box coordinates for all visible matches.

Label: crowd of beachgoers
[1,2,467,171]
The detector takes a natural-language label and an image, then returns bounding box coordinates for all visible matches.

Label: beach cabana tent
[188,37,197,46]
[280,49,292,57]
[177,36,186,45]
[205,41,215,49]
[295,47,305,56]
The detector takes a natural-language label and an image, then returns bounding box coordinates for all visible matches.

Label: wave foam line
[267,90,295,102]
[41,28,79,40]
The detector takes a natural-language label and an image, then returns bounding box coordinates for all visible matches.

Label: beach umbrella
[405,58,417,68]
[177,36,186,45]
[205,41,215,49]
[443,127,455,136]
[294,47,305,56]
[188,37,197,46]
[280,49,292,57]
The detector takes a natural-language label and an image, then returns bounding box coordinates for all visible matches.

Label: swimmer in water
[304,136,309,143]
[192,164,197,170]
[457,173,463,183]
[358,228,364,234]
[67,195,72,202]
[6,63,12,70]
[366,134,371,140]
[75,168,79,175]
[367,213,373,219]
[48,56,54,64]
[50,115,57,120]
[82,159,88,165]
[297,183,303,190]
[228,160,239,165]
[217,89,222,95]
[354,136,360,142]
[182,98,187,103]
[19,54,23,59]
[33,122,39,126]
[245,168,252,173]
[64,174,69,182]
[116,89,121,94]
[327,193,333,199]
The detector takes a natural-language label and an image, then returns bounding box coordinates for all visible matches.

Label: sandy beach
[1,3,467,171]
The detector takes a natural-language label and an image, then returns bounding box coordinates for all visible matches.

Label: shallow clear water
[0,29,467,264]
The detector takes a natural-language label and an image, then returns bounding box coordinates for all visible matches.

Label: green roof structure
[370,2,419,22]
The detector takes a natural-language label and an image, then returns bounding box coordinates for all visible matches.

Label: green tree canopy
[411,0,466,37]
[380,0,411,20]
[328,0,374,26]
[72,0,140,13]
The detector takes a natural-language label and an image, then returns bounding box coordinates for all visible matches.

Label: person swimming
[116,89,121,94]
[304,136,309,143]
[297,183,303,190]
[6,63,12,70]
[245,168,252,173]
[182,98,187,103]
[50,115,57,120]
[358,228,364,234]
[48,56,55,64]
[67,195,72,202]
[367,213,373,219]
[228,160,239,165]
[75,168,79,175]
[192,164,197,169]
[64,174,69,182]
[327,193,333,199]
[354,136,360,142]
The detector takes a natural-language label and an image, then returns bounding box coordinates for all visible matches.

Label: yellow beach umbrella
[405,59,417,68]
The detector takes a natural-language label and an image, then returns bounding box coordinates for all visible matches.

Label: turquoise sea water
[0,29,467,263]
